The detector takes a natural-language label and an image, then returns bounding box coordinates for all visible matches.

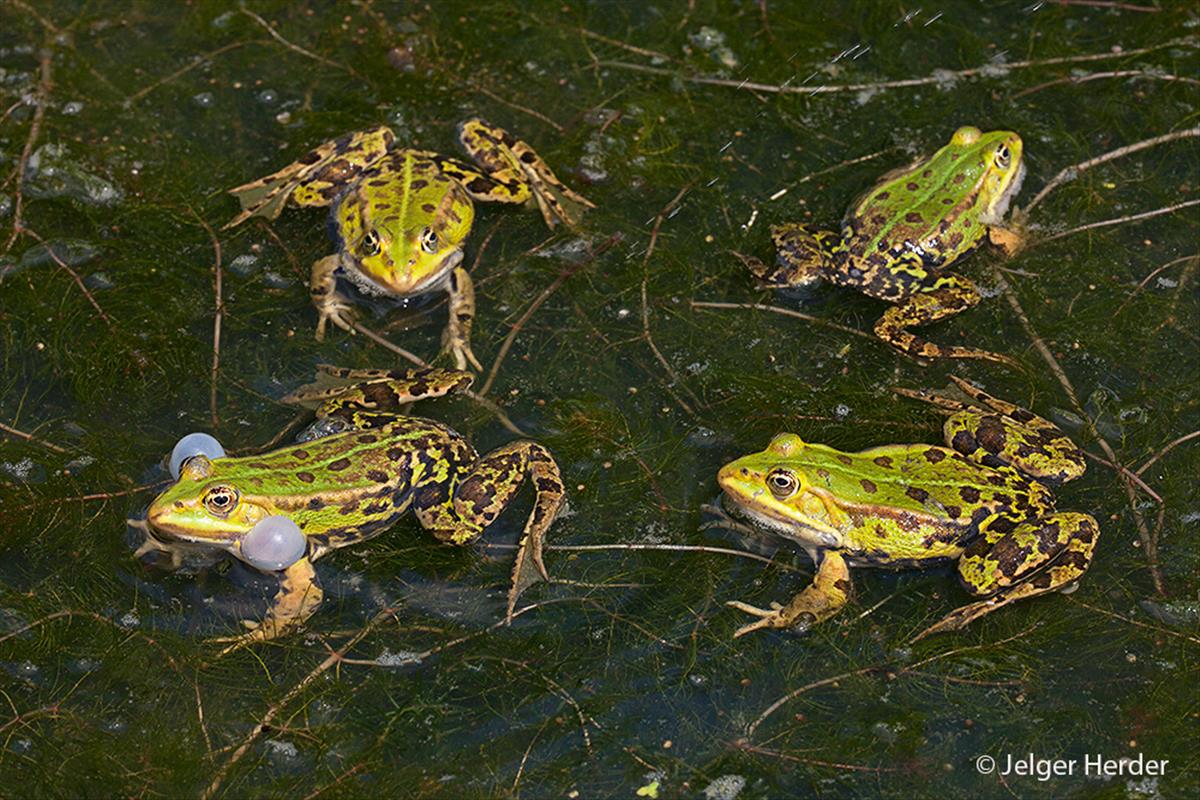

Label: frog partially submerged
[136,366,565,653]
[745,126,1026,366]
[224,120,593,371]
[716,376,1098,640]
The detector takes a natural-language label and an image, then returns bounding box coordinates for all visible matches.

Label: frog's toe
[910,600,995,642]
[315,301,358,341]
[727,600,790,638]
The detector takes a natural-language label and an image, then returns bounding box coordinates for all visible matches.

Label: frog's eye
[994,144,1011,169]
[361,230,381,257]
[419,227,439,254]
[766,469,799,499]
[204,485,239,517]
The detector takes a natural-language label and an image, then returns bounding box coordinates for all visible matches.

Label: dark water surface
[1,1,1197,797]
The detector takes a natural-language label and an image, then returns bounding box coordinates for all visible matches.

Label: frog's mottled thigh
[915,512,1099,640]
[224,127,395,228]
[745,223,838,287]
[213,557,324,655]
[442,266,482,372]
[413,441,565,618]
[310,254,357,341]
[872,274,1018,367]
[727,550,852,638]
[285,365,474,417]
[940,376,1087,483]
[450,118,593,227]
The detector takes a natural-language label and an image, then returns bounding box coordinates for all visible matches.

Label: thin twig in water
[1066,598,1200,646]
[480,233,620,397]
[747,626,1037,737]
[992,267,1165,595]
[735,742,898,773]
[1012,68,1197,100]
[0,421,68,453]
[642,184,700,417]
[1136,430,1200,477]
[576,28,672,61]
[766,148,889,202]
[1114,254,1199,316]
[691,300,876,341]
[122,41,260,106]
[1081,450,1162,504]
[191,210,224,428]
[471,83,565,133]
[20,226,114,327]
[1025,127,1200,213]
[240,7,360,79]
[599,38,1195,98]
[202,606,399,800]
[1039,199,1200,244]
[1048,0,1160,11]
[3,46,51,254]
[486,541,806,572]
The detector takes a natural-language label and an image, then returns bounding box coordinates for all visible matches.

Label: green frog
[135,365,565,653]
[224,120,593,371]
[716,376,1098,640]
[745,126,1026,366]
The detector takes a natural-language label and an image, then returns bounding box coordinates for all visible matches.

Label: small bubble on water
[192,91,215,108]
[61,100,84,115]
[257,89,278,105]
[834,403,851,420]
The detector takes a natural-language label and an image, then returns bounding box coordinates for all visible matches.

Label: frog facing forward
[745,126,1026,366]
[224,120,593,370]
[717,377,1098,640]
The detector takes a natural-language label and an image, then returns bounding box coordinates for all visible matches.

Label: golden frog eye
[361,230,381,257]
[204,485,239,518]
[994,144,1011,170]
[766,469,798,499]
[419,227,439,254]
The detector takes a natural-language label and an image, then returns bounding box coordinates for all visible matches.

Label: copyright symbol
[976,755,996,774]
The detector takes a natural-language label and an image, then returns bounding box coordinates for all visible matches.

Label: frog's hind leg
[448,118,594,228]
[413,441,565,620]
[873,273,1020,368]
[727,550,851,638]
[212,557,324,656]
[937,375,1087,484]
[284,365,474,413]
[740,223,839,289]
[224,127,395,229]
[912,512,1099,641]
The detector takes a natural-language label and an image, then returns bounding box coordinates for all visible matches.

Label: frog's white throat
[981,160,1026,225]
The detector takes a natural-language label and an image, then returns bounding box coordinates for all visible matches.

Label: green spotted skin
[748,126,1026,366]
[143,367,565,652]
[224,120,593,369]
[718,376,1099,639]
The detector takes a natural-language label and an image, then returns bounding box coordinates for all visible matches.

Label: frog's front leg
[912,512,1099,641]
[447,118,594,228]
[224,127,395,229]
[413,441,565,620]
[311,254,358,341]
[873,274,1019,368]
[212,557,324,656]
[727,550,851,638]
[442,265,482,372]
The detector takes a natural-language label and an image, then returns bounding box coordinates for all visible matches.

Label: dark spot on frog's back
[520,151,538,164]
[297,471,315,484]
[422,203,436,214]
[248,461,270,469]
[466,177,493,194]
[358,434,378,445]
[307,498,325,510]
[923,448,946,464]
[959,486,981,503]
[386,446,407,462]
[409,179,428,190]
[836,454,853,466]
[945,505,962,519]
[876,191,890,200]
[327,458,351,471]
[293,449,309,460]
[906,182,919,191]
[953,173,965,184]
[904,212,924,223]
[860,479,877,493]
[951,430,977,454]
[905,486,929,503]
[366,469,390,483]
[873,455,893,468]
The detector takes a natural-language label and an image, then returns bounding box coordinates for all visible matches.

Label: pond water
[1,2,1197,797]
